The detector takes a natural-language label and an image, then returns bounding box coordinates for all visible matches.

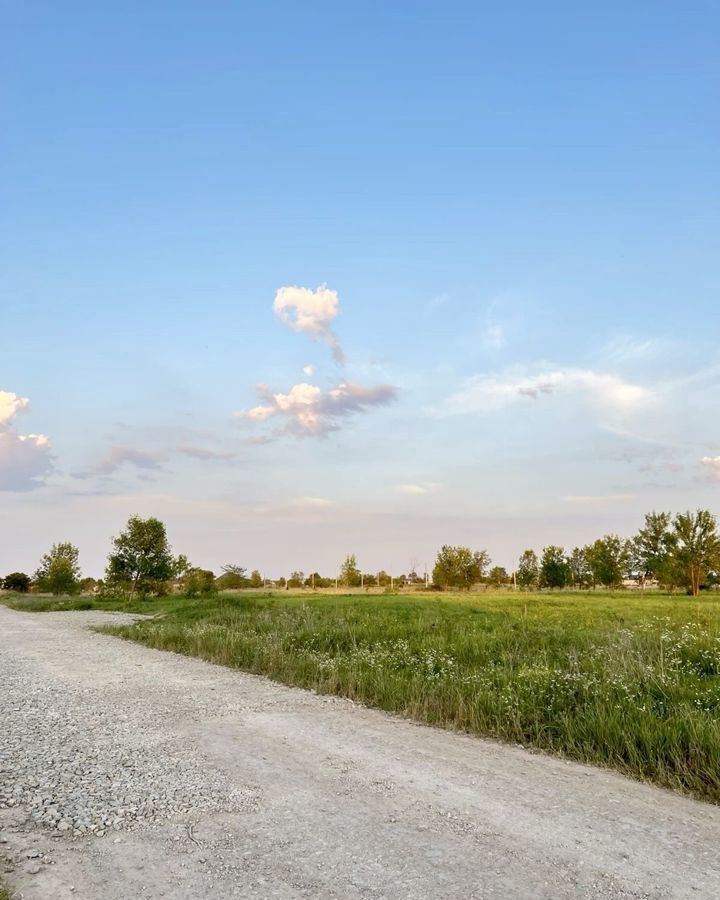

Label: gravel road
[1,606,719,900]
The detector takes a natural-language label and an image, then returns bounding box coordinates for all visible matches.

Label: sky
[2,1,719,578]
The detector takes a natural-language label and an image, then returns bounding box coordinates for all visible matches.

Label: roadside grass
[5,589,720,803]
[0,884,9,900]
[0,592,184,615]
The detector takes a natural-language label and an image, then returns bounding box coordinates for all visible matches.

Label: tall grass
[89,590,720,803]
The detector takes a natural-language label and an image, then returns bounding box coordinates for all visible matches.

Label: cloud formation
[701,456,720,481]
[178,445,236,462]
[238,380,397,438]
[397,482,443,496]
[82,445,167,478]
[444,367,652,416]
[273,285,344,363]
[0,390,52,491]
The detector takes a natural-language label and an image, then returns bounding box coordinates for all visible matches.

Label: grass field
[4,589,720,804]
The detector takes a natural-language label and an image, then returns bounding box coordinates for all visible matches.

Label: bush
[2,572,31,592]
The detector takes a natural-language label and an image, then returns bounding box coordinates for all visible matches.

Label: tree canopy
[105,515,175,598]
[432,545,490,590]
[34,542,81,595]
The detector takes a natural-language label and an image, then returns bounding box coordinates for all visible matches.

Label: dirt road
[0,606,718,899]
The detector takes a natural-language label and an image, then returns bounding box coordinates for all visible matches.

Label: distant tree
[79,577,98,594]
[567,547,591,589]
[632,511,677,589]
[217,564,250,590]
[184,568,216,597]
[363,572,378,587]
[540,546,570,589]
[174,554,192,578]
[515,550,539,590]
[585,535,631,589]
[2,572,31,593]
[303,572,330,588]
[287,570,305,588]
[249,569,263,588]
[105,516,175,599]
[672,510,720,597]
[340,554,362,588]
[35,542,82,595]
[432,545,490,590]
[377,570,392,587]
[486,566,510,589]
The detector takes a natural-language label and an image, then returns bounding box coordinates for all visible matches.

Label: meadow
[4,589,720,803]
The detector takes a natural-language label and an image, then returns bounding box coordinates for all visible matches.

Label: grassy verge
[0,592,186,615]
[5,589,720,803]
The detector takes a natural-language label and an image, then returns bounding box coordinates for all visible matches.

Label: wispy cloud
[273,285,344,364]
[701,456,720,482]
[237,380,397,439]
[443,367,652,416]
[0,390,53,491]
[397,482,443,496]
[178,445,236,462]
[79,445,167,478]
[425,292,449,313]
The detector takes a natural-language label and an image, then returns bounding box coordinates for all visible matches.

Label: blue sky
[2,1,719,577]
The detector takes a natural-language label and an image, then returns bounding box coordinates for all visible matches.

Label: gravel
[0,621,256,837]
[1,606,720,900]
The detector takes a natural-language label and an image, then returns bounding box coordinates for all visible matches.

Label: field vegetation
[4,588,720,804]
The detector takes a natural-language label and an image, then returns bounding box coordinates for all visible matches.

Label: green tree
[567,547,591,589]
[515,550,539,590]
[672,510,720,597]
[2,572,31,593]
[487,566,509,588]
[633,511,678,588]
[35,542,81,595]
[184,568,216,597]
[105,516,175,599]
[249,569,263,588]
[304,572,330,588]
[540,546,570,589]
[585,535,631,589]
[432,545,490,590]
[217,564,250,590]
[287,570,305,588]
[340,554,362,587]
[377,570,392,587]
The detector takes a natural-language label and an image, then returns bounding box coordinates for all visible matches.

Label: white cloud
[444,367,652,416]
[397,482,443,496]
[303,364,315,376]
[273,285,344,363]
[237,380,397,438]
[701,457,720,481]
[0,390,52,491]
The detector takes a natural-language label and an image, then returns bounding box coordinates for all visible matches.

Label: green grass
[5,589,720,803]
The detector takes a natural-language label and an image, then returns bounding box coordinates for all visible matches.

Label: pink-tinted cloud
[0,390,53,491]
[273,285,344,363]
[237,380,397,438]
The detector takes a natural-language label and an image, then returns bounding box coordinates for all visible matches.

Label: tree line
[2,509,720,599]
